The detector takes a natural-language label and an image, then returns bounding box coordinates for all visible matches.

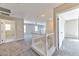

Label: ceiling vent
[0,7,11,16]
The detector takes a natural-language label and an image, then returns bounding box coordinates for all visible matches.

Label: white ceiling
[59,8,79,20]
[0,3,62,24]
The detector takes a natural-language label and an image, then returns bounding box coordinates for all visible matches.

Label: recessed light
[41,14,45,17]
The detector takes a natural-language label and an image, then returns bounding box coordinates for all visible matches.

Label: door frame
[0,20,6,44]
[55,4,79,50]
[0,19,16,44]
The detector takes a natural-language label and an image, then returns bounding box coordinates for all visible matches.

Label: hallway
[54,38,79,56]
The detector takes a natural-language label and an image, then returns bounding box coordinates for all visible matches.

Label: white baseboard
[1,38,24,44]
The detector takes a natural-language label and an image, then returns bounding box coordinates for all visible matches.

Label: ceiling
[59,8,79,20]
[0,3,62,24]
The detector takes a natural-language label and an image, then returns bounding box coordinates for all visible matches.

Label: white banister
[32,33,55,56]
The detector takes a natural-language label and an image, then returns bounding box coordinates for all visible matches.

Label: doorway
[0,19,16,44]
[55,7,79,55]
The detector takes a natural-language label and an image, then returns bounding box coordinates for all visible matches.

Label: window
[5,24,11,30]
[35,25,38,32]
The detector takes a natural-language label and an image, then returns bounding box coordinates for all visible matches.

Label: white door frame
[0,19,16,44]
[0,21,5,44]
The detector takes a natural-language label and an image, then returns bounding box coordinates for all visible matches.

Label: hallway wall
[65,19,78,39]
[16,18,24,40]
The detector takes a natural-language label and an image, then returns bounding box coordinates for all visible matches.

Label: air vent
[0,7,11,16]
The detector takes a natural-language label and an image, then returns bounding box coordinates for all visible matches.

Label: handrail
[46,33,54,36]
[32,32,55,55]
[32,33,54,40]
[32,32,45,35]
[32,35,45,40]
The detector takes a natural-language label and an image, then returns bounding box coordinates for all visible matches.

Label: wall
[24,24,35,40]
[65,19,78,39]
[78,18,79,39]
[25,24,35,34]
[46,19,54,34]
[16,18,24,40]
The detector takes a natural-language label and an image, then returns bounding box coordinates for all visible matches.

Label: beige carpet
[1,38,79,56]
[0,40,38,56]
[54,38,79,56]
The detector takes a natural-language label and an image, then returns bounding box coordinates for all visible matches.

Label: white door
[58,16,65,48]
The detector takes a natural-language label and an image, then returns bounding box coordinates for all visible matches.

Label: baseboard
[65,37,78,39]
[1,38,24,44]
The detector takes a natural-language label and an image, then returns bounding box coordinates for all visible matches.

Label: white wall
[65,19,78,39]
[78,19,79,39]
[16,18,24,40]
